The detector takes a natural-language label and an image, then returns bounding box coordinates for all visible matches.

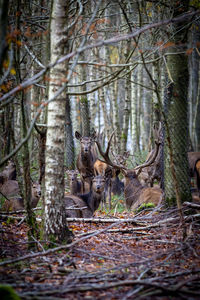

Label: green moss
[0,285,21,300]
[136,202,155,212]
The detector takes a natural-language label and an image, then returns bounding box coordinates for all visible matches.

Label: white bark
[44,0,69,241]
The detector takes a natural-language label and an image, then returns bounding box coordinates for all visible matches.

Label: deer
[64,175,106,217]
[0,160,16,181]
[95,131,163,211]
[75,131,98,193]
[188,152,200,197]
[0,175,41,211]
[93,159,112,209]
[66,170,82,195]
[111,151,130,196]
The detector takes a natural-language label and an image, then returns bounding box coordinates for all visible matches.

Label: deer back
[0,179,41,211]
[131,186,162,210]
[64,194,93,218]
[0,178,20,198]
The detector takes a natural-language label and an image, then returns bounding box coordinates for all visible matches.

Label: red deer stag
[188,152,200,197]
[0,175,41,211]
[65,175,106,217]
[75,131,97,193]
[95,133,163,210]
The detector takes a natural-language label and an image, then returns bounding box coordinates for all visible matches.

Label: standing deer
[65,175,106,217]
[95,132,163,210]
[75,131,97,193]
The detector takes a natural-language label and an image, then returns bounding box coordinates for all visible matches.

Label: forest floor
[0,203,200,300]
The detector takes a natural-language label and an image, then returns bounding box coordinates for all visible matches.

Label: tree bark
[164,0,192,206]
[44,0,72,243]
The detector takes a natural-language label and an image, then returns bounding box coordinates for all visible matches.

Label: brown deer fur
[66,170,82,195]
[124,170,162,210]
[75,131,97,193]
[188,152,200,196]
[94,159,112,209]
[65,175,105,217]
[0,160,16,181]
[0,177,41,212]
[95,132,162,211]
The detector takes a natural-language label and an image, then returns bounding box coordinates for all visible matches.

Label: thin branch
[0,9,198,103]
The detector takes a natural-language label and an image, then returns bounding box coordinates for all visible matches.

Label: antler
[95,132,127,171]
[95,123,161,176]
[134,122,162,174]
[134,140,161,174]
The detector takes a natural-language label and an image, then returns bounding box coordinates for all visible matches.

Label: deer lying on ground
[64,175,106,217]
[188,152,200,196]
[95,132,163,210]
[75,131,97,193]
[0,175,41,211]
[66,170,82,195]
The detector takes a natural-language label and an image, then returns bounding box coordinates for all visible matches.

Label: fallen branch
[66,217,146,225]
[183,202,200,209]
[0,219,129,266]
[19,277,200,297]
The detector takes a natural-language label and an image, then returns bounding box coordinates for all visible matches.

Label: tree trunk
[164,0,192,205]
[188,16,200,151]
[65,95,75,169]
[44,0,72,243]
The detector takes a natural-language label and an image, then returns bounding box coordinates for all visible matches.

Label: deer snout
[83,147,89,153]
[95,184,104,193]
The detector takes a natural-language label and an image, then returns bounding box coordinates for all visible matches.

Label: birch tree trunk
[44,0,72,243]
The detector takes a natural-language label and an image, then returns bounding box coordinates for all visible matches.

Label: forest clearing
[1,0,200,299]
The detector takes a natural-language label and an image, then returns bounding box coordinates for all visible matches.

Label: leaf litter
[0,204,200,299]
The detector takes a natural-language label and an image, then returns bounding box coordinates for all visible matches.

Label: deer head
[75,131,96,154]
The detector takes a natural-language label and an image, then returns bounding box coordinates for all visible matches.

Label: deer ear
[75,131,82,140]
